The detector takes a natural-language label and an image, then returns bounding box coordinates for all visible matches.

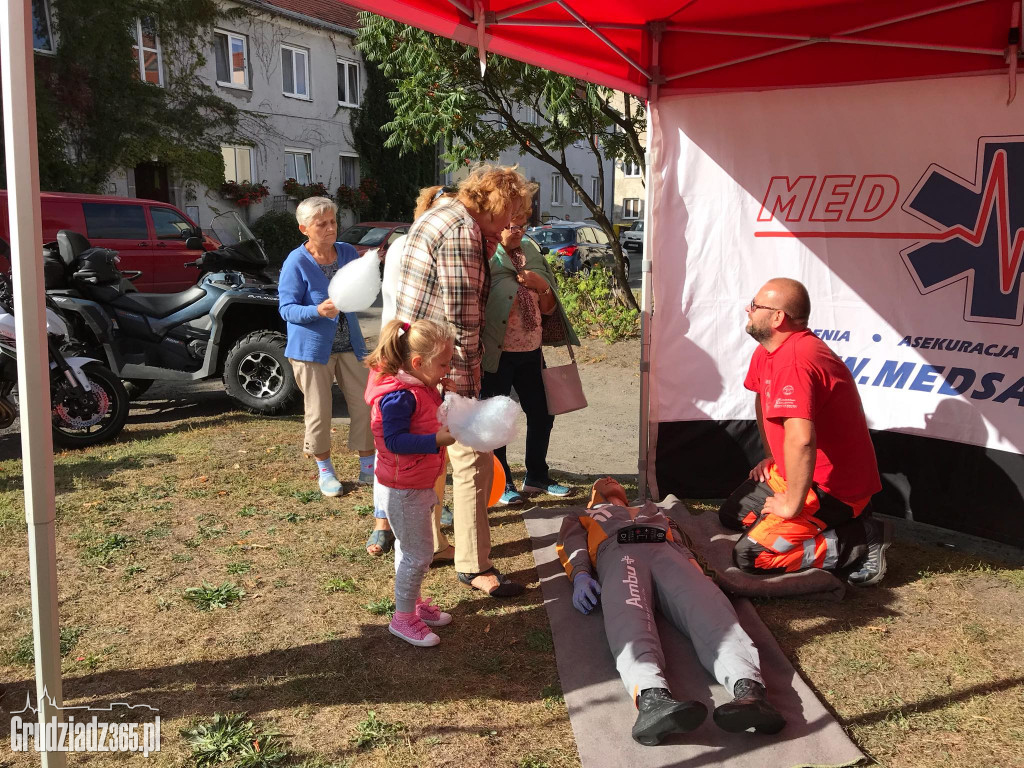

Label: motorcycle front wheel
[51,362,130,449]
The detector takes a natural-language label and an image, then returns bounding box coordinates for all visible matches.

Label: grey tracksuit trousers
[558,502,763,703]
[375,483,436,613]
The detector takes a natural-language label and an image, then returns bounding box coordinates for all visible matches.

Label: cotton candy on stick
[327,248,382,312]
[438,392,519,451]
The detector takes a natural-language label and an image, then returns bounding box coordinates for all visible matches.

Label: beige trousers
[289,352,374,456]
[430,470,451,554]
[448,440,494,574]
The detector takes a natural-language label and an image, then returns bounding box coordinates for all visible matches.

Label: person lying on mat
[556,477,785,746]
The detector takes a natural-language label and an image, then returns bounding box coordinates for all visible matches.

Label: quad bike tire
[223,330,298,415]
[51,362,130,449]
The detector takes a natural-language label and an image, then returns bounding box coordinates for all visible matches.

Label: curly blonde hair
[413,185,457,220]
[458,165,537,221]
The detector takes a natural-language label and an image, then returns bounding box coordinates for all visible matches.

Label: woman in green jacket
[481,215,580,505]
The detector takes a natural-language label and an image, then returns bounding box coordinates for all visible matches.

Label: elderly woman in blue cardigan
[278,198,386,545]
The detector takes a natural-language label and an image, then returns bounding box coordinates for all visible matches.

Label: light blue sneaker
[521,479,571,497]
[499,486,523,506]
[440,505,454,526]
[318,473,344,497]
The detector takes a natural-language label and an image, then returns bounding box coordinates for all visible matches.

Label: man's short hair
[771,278,811,326]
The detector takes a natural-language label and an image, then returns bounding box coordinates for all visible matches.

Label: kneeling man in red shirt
[718,278,890,586]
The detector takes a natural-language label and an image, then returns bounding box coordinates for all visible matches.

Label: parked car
[527,221,628,276]
[620,220,644,252]
[0,191,219,293]
[338,221,410,259]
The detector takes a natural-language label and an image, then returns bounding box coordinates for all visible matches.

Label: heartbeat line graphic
[755,149,1024,295]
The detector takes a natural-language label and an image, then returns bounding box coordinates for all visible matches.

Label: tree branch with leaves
[357,13,645,309]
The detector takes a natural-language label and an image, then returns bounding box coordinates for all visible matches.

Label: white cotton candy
[438,392,519,451]
[327,249,382,312]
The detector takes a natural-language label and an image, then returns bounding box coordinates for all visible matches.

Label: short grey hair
[295,196,339,227]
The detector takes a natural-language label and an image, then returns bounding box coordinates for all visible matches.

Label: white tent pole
[637,26,659,501]
[1,3,66,767]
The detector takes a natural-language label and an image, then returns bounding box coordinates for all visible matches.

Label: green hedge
[251,210,305,268]
[550,259,640,343]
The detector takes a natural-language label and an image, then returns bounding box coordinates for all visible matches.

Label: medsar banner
[649,74,1024,545]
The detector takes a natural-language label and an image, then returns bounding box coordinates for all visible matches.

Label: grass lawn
[1,413,1022,768]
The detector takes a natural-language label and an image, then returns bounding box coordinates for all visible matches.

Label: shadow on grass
[845,675,1024,728]
[0,595,558,733]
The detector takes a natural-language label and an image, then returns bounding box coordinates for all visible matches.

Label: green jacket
[483,238,580,374]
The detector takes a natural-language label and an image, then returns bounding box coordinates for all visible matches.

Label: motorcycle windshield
[208,212,269,266]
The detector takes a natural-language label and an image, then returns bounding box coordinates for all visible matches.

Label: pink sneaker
[416,597,453,627]
[389,611,440,647]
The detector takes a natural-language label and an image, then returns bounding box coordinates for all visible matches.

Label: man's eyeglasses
[748,299,783,313]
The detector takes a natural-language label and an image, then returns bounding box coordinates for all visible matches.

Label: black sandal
[456,567,524,598]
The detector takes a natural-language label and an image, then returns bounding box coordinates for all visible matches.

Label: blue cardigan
[278,242,368,364]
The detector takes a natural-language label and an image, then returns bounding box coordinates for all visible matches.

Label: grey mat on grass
[523,505,865,768]
[656,496,848,602]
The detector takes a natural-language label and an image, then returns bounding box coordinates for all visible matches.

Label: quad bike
[45,212,297,415]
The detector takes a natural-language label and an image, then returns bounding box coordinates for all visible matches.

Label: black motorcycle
[45,212,298,415]
[0,275,129,449]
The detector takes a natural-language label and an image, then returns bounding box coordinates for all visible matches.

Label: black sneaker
[713,678,786,734]
[631,688,707,746]
[847,516,892,587]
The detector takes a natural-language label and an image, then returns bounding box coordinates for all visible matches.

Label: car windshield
[339,225,390,246]
[633,222,644,232]
[529,227,574,247]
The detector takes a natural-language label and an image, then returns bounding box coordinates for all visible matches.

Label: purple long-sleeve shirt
[379,390,441,455]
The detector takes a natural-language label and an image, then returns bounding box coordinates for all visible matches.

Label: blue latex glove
[572,572,602,614]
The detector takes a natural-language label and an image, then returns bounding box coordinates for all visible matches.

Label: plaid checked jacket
[394,200,491,397]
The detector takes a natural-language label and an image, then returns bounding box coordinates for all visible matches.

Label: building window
[281,44,309,99]
[522,105,538,125]
[337,59,360,106]
[32,0,54,53]
[624,198,642,219]
[591,177,600,205]
[132,18,163,86]
[550,174,562,206]
[285,150,312,185]
[339,155,359,188]
[571,175,582,206]
[624,159,642,177]
[214,30,249,89]
[221,146,253,183]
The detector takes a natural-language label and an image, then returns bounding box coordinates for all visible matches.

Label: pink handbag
[541,315,588,415]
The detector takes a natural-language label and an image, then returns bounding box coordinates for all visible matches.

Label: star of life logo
[754,136,1024,325]
[9,689,161,757]
[902,137,1024,325]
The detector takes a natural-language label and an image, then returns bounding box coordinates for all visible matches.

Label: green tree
[357,13,645,309]
[2,0,247,196]
[350,59,437,220]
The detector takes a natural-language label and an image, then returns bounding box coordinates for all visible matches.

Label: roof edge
[236,0,358,38]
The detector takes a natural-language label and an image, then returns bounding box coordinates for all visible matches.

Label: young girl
[364,318,458,647]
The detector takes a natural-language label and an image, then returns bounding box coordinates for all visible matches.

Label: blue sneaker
[499,486,523,506]
[521,479,571,497]
[440,505,454,526]
[318,473,344,497]
[358,469,374,485]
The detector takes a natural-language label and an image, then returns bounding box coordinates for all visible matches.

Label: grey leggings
[373,482,436,613]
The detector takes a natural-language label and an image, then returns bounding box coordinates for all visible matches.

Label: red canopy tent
[340,0,1019,99]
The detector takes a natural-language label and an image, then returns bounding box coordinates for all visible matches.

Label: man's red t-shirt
[744,330,881,503]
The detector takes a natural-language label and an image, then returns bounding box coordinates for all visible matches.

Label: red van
[0,191,218,292]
